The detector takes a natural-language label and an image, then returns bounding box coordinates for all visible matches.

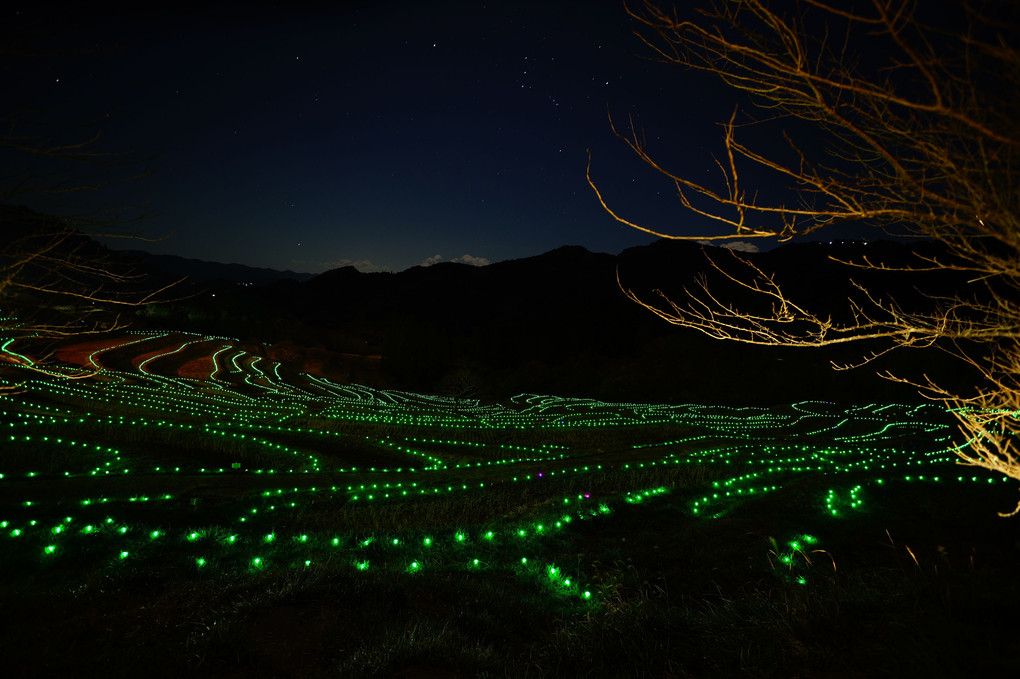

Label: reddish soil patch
[178,355,217,380]
[56,337,138,368]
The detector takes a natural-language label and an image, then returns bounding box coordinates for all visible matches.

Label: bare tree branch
[596,0,1020,509]
[1,36,181,380]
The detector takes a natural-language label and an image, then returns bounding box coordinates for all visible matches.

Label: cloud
[420,254,443,267]
[722,241,759,253]
[450,254,490,267]
[290,258,391,273]
[695,239,760,253]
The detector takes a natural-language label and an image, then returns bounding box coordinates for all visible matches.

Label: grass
[2,331,1020,677]
[5,477,1017,678]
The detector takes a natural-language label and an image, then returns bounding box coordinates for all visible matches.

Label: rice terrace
[0,329,1017,677]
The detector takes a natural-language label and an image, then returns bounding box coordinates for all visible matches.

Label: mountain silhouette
[129,238,976,405]
[122,250,315,285]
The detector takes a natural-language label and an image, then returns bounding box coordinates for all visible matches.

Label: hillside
[131,239,972,405]
[2,326,1017,677]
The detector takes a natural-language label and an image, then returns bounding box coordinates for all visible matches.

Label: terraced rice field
[2,330,1018,677]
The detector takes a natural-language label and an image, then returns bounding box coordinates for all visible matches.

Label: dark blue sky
[6,0,775,273]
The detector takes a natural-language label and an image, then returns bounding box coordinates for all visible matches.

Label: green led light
[2,331,999,625]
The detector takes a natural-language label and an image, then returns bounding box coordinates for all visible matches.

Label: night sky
[6,1,772,274]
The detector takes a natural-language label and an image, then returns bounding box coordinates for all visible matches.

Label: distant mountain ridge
[133,237,975,405]
[123,250,315,285]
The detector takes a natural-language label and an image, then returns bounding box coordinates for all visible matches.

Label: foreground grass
[3,471,1019,678]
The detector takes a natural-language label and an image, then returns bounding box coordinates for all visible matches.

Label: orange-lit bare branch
[598,0,1020,510]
